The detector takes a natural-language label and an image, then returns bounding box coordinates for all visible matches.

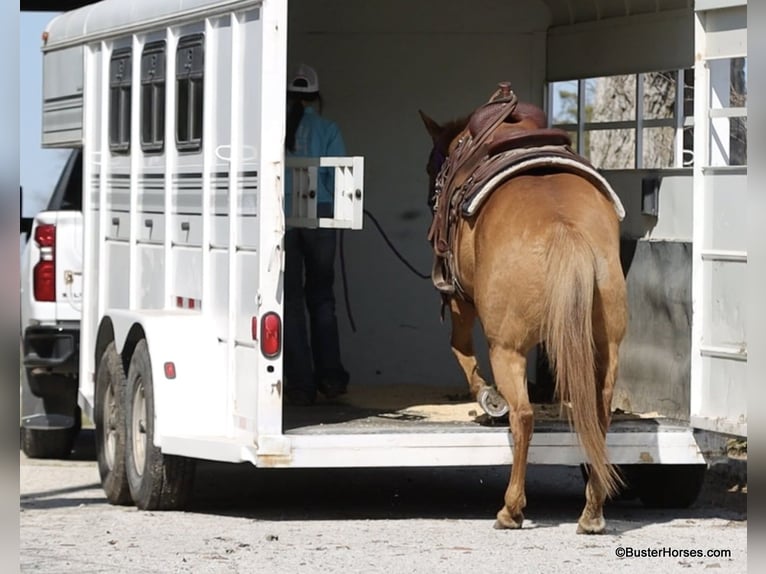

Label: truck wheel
[125,340,195,510]
[632,464,707,508]
[94,343,132,505]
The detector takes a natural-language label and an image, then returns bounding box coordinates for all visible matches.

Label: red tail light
[35,224,56,247]
[260,312,282,358]
[34,261,56,301]
[33,224,56,302]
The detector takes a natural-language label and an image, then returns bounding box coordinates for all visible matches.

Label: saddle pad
[462,151,626,221]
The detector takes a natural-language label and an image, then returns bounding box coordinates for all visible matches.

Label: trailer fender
[107,310,228,446]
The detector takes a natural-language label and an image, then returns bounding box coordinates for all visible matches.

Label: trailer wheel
[632,464,707,508]
[94,343,132,505]
[125,340,195,510]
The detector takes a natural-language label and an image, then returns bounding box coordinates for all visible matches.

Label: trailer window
[549,69,695,169]
[707,57,747,167]
[141,41,166,153]
[175,35,204,152]
[109,48,132,153]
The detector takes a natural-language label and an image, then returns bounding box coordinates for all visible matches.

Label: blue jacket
[285,106,346,215]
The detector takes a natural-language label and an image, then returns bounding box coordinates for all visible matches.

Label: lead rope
[339,209,431,333]
[339,228,356,333]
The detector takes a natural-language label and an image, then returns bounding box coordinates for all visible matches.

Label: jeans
[283,203,348,395]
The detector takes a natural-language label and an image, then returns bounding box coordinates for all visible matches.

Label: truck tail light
[260,312,282,358]
[33,224,56,302]
[33,261,56,302]
[34,224,56,248]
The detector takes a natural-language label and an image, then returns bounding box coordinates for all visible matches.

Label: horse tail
[542,223,621,498]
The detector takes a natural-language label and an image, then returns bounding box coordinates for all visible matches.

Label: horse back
[462,172,622,334]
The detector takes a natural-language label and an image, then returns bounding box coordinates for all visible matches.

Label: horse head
[418,110,469,209]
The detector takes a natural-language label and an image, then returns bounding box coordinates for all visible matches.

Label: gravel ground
[20,430,747,574]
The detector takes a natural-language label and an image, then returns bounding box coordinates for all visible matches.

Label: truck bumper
[23,325,79,374]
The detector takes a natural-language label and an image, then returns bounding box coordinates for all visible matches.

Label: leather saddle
[469,99,572,165]
[427,83,574,297]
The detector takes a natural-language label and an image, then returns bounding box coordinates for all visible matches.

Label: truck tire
[20,359,80,460]
[632,464,707,508]
[21,425,78,460]
[94,343,132,505]
[125,340,195,510]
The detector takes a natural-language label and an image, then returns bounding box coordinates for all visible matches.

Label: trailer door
[690,1,747,437]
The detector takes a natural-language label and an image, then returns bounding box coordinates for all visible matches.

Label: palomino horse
[419,95,628,534]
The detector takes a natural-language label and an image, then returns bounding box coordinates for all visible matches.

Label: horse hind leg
[449,298,510,417]
[577,288,627,534]
[578,460,609,533]
[577,343,619,534]
[448,298,489,398]
[489,345,533,529]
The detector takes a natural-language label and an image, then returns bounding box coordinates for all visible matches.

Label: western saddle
[427,82,587,299]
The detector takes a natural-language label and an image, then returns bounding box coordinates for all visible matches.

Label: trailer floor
[283,383,687,435]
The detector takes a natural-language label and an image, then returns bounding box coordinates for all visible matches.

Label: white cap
[287,64,319,93]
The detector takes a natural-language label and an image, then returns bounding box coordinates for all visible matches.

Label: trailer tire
[125,339,195,510]
[94,343,132,505]
[633,464,707,508]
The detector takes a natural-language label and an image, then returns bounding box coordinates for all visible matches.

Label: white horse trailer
[39,0,748,510]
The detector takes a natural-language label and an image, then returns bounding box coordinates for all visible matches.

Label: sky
[20,11,70,217]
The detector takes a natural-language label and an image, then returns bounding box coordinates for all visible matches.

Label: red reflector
[251,316,258,340]
[34,224,56,248]
[33,260,56,302]
[260,312,282,358]
[164,362,176,379]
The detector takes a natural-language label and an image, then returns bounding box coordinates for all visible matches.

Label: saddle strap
[430,84,519,257]
[440,85,519,199]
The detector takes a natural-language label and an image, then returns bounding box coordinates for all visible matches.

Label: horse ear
[419,110,442,142]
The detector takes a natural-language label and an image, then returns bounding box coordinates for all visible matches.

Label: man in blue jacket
[283,64,349,406]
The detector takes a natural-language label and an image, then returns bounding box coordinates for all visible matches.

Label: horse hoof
[477,386,509,418]
[576,519,606,535]
[494,507,524,529]
[493,520,523,530]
